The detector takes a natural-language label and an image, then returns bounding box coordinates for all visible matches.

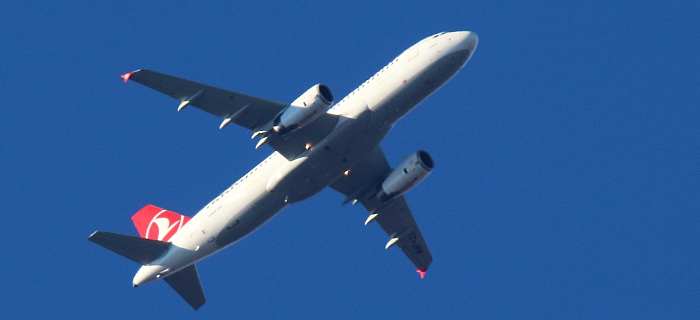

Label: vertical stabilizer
[131,204,191,242]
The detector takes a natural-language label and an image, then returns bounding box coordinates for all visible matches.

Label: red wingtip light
[417,269,426,279]
[121,72,133,83]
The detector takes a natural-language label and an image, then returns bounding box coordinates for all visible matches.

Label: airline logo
[131,204,191,242]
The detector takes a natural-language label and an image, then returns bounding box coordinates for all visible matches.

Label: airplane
[89,31,478,309]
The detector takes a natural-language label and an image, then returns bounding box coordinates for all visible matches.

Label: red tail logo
[131,204,191,242]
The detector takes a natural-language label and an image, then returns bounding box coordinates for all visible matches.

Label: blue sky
[2,1,698,318]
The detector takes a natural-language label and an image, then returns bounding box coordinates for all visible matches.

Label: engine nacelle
[274,84,334,134]
[377,150,434,201]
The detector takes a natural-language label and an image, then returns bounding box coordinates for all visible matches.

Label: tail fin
[131,204,191,242]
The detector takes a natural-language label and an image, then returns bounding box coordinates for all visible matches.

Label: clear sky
[2,1,698,318]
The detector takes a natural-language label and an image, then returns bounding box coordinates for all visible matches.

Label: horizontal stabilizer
[88,231,170,265]
[164,264,206,310]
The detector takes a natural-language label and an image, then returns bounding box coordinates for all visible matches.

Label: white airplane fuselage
[133,31,478,286]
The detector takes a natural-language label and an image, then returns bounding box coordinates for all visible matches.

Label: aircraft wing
[125,69,337,159]
[330,146,433,274]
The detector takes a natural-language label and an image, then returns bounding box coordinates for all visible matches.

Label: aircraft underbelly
[266,108,389,203]
[214,191,288,248]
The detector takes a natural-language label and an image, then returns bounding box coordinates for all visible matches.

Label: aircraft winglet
[417,269,426,279]
[121,72,133,83]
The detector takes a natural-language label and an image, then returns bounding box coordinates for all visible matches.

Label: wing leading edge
[330,146,433,274]
[126,69,287,129]
[124,69,338,160]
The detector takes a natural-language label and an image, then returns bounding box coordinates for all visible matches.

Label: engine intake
[377,150,434,201]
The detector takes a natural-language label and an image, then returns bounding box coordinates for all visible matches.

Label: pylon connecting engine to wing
[252,84,333,149]
[376,150,434,202]
[342,150,435,210]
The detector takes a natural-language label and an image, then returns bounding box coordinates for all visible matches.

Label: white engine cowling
[274,84,333,134]
[377,150,434,201]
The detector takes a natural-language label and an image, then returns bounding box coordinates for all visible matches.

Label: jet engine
[274,84,334,134]
[377,150,434,202]
[252,84,333,149]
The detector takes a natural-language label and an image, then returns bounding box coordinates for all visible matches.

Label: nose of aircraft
[455,31,478,52]
[443,31,478,66]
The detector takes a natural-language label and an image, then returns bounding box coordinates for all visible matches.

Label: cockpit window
[432,32,446,38]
